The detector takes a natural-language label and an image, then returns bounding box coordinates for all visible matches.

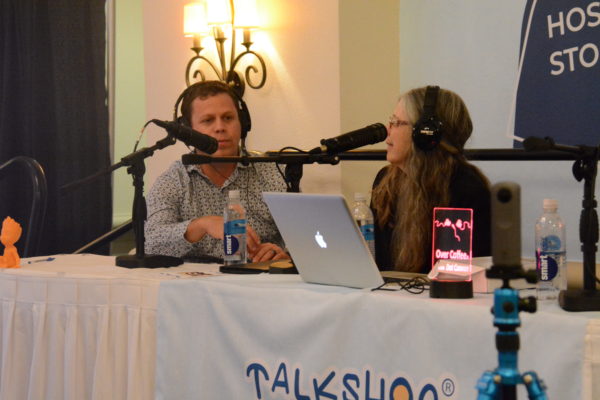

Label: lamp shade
[206,0,232,25]
[184,2,209,36]
[233,0,260,28]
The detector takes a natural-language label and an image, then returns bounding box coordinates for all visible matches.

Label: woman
[371,86,491,272]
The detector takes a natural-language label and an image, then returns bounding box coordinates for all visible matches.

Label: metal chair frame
[0,156,48,257]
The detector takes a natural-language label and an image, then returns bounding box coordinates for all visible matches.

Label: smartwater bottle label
[359,223,375,241]
[224,235,240,256]
[536,250,563,282]
[225,219,246,235]
[224,219,246,256]
[540,234,562,251]
[537,234,564,282]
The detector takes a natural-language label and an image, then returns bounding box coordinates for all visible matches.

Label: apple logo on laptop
[314,231,327,248]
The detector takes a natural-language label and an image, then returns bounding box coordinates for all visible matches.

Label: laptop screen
[263,192,384,289]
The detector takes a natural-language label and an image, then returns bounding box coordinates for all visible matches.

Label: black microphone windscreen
[313,123,387,154]
[152,120,218,154]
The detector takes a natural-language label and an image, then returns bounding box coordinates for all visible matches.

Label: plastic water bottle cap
[229,190,240,199]
[354,192,366,202]
[543,198,558,210]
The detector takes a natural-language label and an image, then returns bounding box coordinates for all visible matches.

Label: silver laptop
[263,192,385,289]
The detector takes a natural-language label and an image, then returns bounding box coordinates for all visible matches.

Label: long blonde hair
[371,87,485,271]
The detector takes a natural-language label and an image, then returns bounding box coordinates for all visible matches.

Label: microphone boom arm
[182,151,340,193]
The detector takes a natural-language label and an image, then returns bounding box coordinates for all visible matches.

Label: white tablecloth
[0,254,219,400]
[155,273,600,400]
[5,255,600,399]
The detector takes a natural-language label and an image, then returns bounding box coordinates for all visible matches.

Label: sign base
[430,279,473,299]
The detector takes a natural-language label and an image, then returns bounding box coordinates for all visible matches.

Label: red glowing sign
[433,218,472,242]
[431,207,473,280]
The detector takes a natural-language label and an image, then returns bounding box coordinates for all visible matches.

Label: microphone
[309,123,387,154]
[151,119,218,154]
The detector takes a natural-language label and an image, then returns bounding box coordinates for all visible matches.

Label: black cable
[275,146,308,191]
[372,276,429,294]
[133,120,153,152]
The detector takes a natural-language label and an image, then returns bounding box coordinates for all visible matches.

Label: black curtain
[0,0,111,256]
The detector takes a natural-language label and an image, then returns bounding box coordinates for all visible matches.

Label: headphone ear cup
[237,98,252,139]
[412,118,443,151]
[412,85,443,151]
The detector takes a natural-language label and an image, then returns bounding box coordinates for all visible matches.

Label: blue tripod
[476,266,548,400]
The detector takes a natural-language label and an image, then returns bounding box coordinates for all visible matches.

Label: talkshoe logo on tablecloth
[245,360,458,399]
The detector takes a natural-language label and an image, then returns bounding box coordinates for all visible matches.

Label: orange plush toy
[0,217,22,268]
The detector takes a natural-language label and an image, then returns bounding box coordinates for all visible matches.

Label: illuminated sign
[431,208,473,281]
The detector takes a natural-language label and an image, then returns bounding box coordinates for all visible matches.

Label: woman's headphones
[412,85,444,151]
[172,80,252,140]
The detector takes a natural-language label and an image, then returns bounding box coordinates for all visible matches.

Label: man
[145,80,288,262]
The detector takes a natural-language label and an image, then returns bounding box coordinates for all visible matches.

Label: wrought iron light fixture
[183,0,267,96]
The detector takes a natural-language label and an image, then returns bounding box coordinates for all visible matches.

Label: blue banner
[515,0,600,146]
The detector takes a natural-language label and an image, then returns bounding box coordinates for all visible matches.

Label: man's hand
[184,216,224,243]
[249,243,289,263]
[184,217,264,257]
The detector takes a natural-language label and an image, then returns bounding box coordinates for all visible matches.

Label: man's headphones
[172,80,252,140]
[412,85,444,151]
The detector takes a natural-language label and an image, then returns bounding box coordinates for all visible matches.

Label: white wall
[141,0,341,193]
[399,0,594,261]
[112,0,146,225]
[141,0,196,185]
[339,0,399,203]
[118,0,593,261]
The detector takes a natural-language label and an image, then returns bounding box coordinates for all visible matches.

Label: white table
[0,254,218,400]
[155,273,600,400]
[3,255,600,399]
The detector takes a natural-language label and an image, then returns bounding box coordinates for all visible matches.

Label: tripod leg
[522,372,548,400]
[476,371,499,399]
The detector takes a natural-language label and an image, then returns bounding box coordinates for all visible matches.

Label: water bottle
[535,198,566,300]
[223,190,247,265]
[352,192,376,258]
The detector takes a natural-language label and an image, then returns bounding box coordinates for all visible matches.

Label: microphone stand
[558,145,600,311]
[182,151,341,192]
[115,136,183,268]
[521,137,600,311]
[62,135,183,268]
